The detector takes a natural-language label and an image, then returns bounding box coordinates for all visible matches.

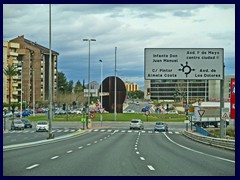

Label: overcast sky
[3,4,235,88]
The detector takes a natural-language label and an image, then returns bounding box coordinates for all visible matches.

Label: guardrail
[183,130,235,151]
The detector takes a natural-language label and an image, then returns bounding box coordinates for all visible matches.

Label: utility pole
[48,4,54,139]
[114,47,117,121]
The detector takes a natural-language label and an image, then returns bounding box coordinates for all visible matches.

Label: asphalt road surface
[3,127,235,176]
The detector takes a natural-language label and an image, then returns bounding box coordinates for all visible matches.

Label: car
[3,111,13,118]
[21,118,33,128]
[154,122,168,132]
[16,110,31,117]
[11,119,25,130]
[123,109,135,113]
[129,119,144,130]
[167,110,178,114]
[55,110,66,115]
[36,121,49,132]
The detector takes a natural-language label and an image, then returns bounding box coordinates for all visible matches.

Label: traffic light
[147,88,150,95]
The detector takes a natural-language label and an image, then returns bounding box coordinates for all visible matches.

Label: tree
[57,71,68,94]
[67,80,74,94]
[4,64,18,111]
[74,80,83,93]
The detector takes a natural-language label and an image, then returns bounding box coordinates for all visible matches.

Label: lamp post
[99,59,103,126]
[83,38,96,129]
[20,62,23,119]
[32,69,35,117]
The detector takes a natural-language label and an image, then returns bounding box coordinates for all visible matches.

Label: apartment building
[3,41,20,104]
[3,35,59,106]
[144,75,234,103]
[125,82,139,92]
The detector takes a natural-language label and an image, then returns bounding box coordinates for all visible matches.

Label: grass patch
[208,128,235,139]
[26,113,186,122]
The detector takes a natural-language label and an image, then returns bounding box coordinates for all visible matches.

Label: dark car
[154,122,168,132]
[21,118,33,128]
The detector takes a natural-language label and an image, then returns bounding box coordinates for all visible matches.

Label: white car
[129,119,144,130]
[72,109,82,114]
[36,121,49,132]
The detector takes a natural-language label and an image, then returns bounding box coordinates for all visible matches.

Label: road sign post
[99,108,105,127]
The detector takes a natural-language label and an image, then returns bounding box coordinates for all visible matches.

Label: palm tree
[4,64,19,111]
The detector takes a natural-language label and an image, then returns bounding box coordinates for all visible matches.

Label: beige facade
[3,35,59,107]
[125,82,139,92]
[3,41,20,104]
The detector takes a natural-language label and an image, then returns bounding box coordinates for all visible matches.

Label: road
[3,127,235,176]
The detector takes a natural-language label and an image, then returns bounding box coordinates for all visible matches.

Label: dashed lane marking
[51,156,59,160]
[26,164,39,170]
[147,165,155,171]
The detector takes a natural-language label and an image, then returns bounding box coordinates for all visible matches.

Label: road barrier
[183,130,235,151]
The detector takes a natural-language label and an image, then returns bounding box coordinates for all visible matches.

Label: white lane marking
[128,130,132,133]
[67,150,73,153]
[147,165,155,171]
[107,130,112,132]
[78,146,83,149]
[70,130,75,132]
[175,132,180,134]
[57,130,62,132]
[26,164,39,170]
[114,130,119,133]
[121,130,126,133]
[168,132,173,134]
[136,152,140,154]
[135,144,137,147]
[163,133,235,164]
[135,148,138,150]
[94,141,98,143]
[140,157,145,160]
[100,130,105,132]
[100,139,103,141]
[87,143,91,146]
[51,156,59,160]
[141,131,146,133]
[64,130,69,132]
[155,131,159,134]
[148,131,153,133]
[94,129,99,132]
[104,137,107,139]
[52,130,56,132]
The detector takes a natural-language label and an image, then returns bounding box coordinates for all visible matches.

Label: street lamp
[20,62,23,119]
[99,59,103,126]
[83,38,96,129]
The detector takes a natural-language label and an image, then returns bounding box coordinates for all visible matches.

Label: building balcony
[9,42,20,49]
[9,51,18,56]
[12,91,18,95]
